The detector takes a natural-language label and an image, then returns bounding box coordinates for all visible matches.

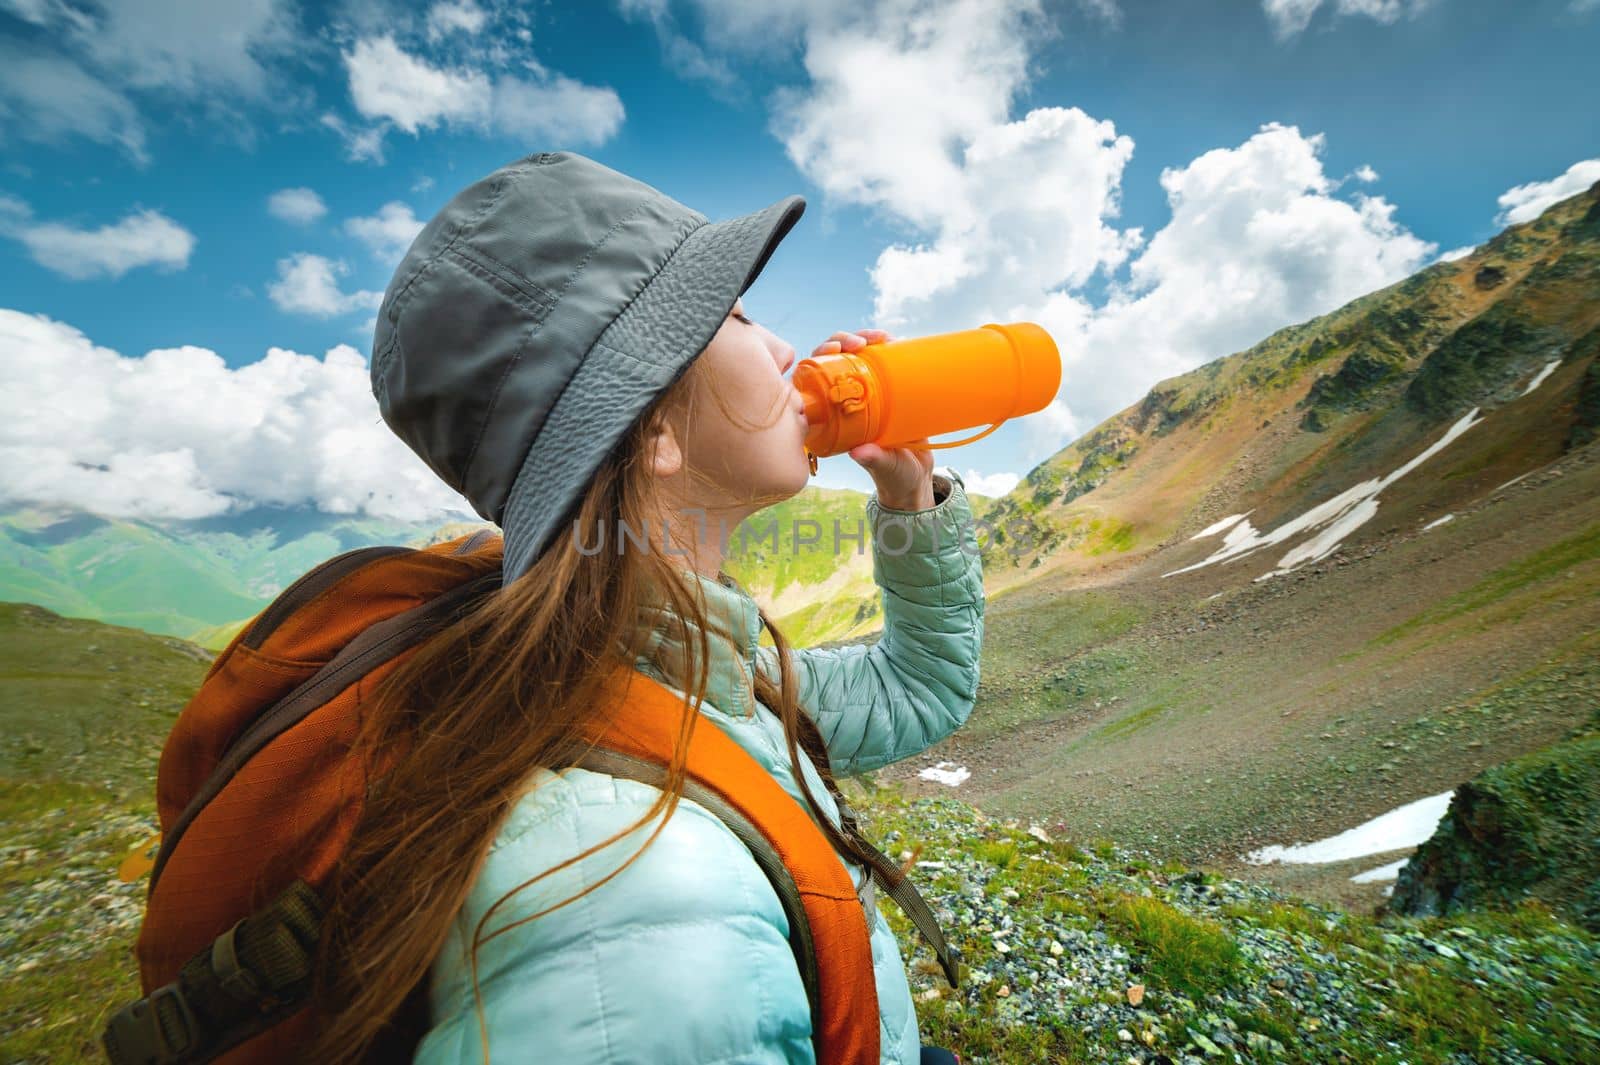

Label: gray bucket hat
[370,150,805,584]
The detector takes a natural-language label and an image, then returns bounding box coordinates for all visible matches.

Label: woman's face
[655,296,811,519]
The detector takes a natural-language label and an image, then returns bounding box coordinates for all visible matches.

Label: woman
[308,151,983,1064]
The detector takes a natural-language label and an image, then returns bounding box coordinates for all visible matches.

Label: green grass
[1098,894,1244,1001]
[1,603,207,1063]
[1373,521,1600,647]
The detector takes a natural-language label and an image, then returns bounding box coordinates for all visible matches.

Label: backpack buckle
[102,983,198,1065]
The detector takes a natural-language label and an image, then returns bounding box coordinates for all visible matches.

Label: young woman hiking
[309,151,983,1064]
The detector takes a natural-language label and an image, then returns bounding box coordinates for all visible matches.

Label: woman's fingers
[811,328,892,357]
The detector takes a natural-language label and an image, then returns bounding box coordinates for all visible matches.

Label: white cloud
[0,198,195,279]
[320,112,389,164]
[69,0,299,98]
[719,2,1427,459]
[267,187,328,225]
[0,0,299,160]
[1494,158,1600,226]
[617,0,739,91]
[1263,0,1431,39]
[336,34,624,157]
[492,72,626,144]
[345,202,425,262]
[0,44,147,164]
[267,254,383,318]
[1436,245,1476,263]
[1352,164,1379,182]
[427,0,489,39]
[960,469,1021,497]
[1071,124,1434,425]
[0,308,472,522]
[343,35,492,134]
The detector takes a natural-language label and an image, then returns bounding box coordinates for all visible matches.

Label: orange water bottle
[795,322,1061,473]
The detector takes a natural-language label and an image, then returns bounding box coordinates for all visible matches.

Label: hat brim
[498,192,806,583]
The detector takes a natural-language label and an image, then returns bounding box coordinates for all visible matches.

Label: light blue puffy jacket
[415,470,984,1064]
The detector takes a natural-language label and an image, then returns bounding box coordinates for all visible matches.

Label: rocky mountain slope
[878,182,1600,903]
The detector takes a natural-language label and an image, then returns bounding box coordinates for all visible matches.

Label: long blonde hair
[306,343,909,1061]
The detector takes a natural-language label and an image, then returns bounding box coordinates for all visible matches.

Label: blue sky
[1,0,1596,522]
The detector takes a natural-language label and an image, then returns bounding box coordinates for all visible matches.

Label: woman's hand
[815,328,937,512]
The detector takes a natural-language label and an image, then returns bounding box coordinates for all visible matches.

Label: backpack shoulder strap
[575,663,884,1065]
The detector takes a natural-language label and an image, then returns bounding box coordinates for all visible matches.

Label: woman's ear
[646,414,683,479]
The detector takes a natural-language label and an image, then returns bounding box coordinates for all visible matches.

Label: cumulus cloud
[616,0,739,92]
[345,202,425,262]
[1436,245,1476,263]
[666,2,1432,464]
[427,0,488,39]
[335,33,623,159]
[1072,124,1434,423]
[0,198,195,279]
[0,0,300,159]
[1494,158,1600,226]
[0,43,147,164]
[62,0,297,98]
[492,70,626,143]
[1263,0,1432,39]
[267,254,383,317]
[343,35,492,134]
[960,469,1021,497]
[319,112,389,164]
[0,307,473,522]
[267,187,328,225]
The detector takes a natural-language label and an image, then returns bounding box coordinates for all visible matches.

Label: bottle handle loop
[920,419,1006,450]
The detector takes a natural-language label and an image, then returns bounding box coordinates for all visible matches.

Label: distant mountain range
[0,484,997,651]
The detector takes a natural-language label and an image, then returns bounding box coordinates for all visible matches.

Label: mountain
[0,481,1002,652]
[880,182,1600,885]
[0,505,457,645]
[979,180,1600,588]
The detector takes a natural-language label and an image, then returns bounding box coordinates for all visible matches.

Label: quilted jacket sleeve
[755,469,985,776]
[415,769,816,1065]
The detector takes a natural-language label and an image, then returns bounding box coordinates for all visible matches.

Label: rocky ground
[848,782,1600,1065]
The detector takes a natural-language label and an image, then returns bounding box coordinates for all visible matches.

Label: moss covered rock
[1390,714,1600,930]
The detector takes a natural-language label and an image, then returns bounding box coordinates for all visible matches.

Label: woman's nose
[777,344,797,376]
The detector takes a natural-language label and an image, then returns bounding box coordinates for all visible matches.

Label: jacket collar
[634,567,765,719]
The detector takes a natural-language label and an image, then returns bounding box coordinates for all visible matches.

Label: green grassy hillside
[0,603,209,1062]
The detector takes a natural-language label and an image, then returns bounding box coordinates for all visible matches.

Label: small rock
[997,985,1010,998]
[917,988,942,1002]
[1127,983,1145,1006]
[1049,940,1064,956]
[1118,1028,1134,1042]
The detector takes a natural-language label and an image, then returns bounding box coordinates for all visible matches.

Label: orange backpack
[103,530,957,1065]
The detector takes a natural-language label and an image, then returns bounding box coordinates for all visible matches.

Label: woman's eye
[733,312,755,326]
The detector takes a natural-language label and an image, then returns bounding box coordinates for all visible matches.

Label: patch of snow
[1165,408,1484,580]
[1421,514,1455,532]
[1189,512,1251,541]
[1350,857,1409,884]
[1518,358,1561,398]
[918,761,970,787]
[1203,591,1224,601]
[1243,789,1454,866]
[1495,471,1534,492]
